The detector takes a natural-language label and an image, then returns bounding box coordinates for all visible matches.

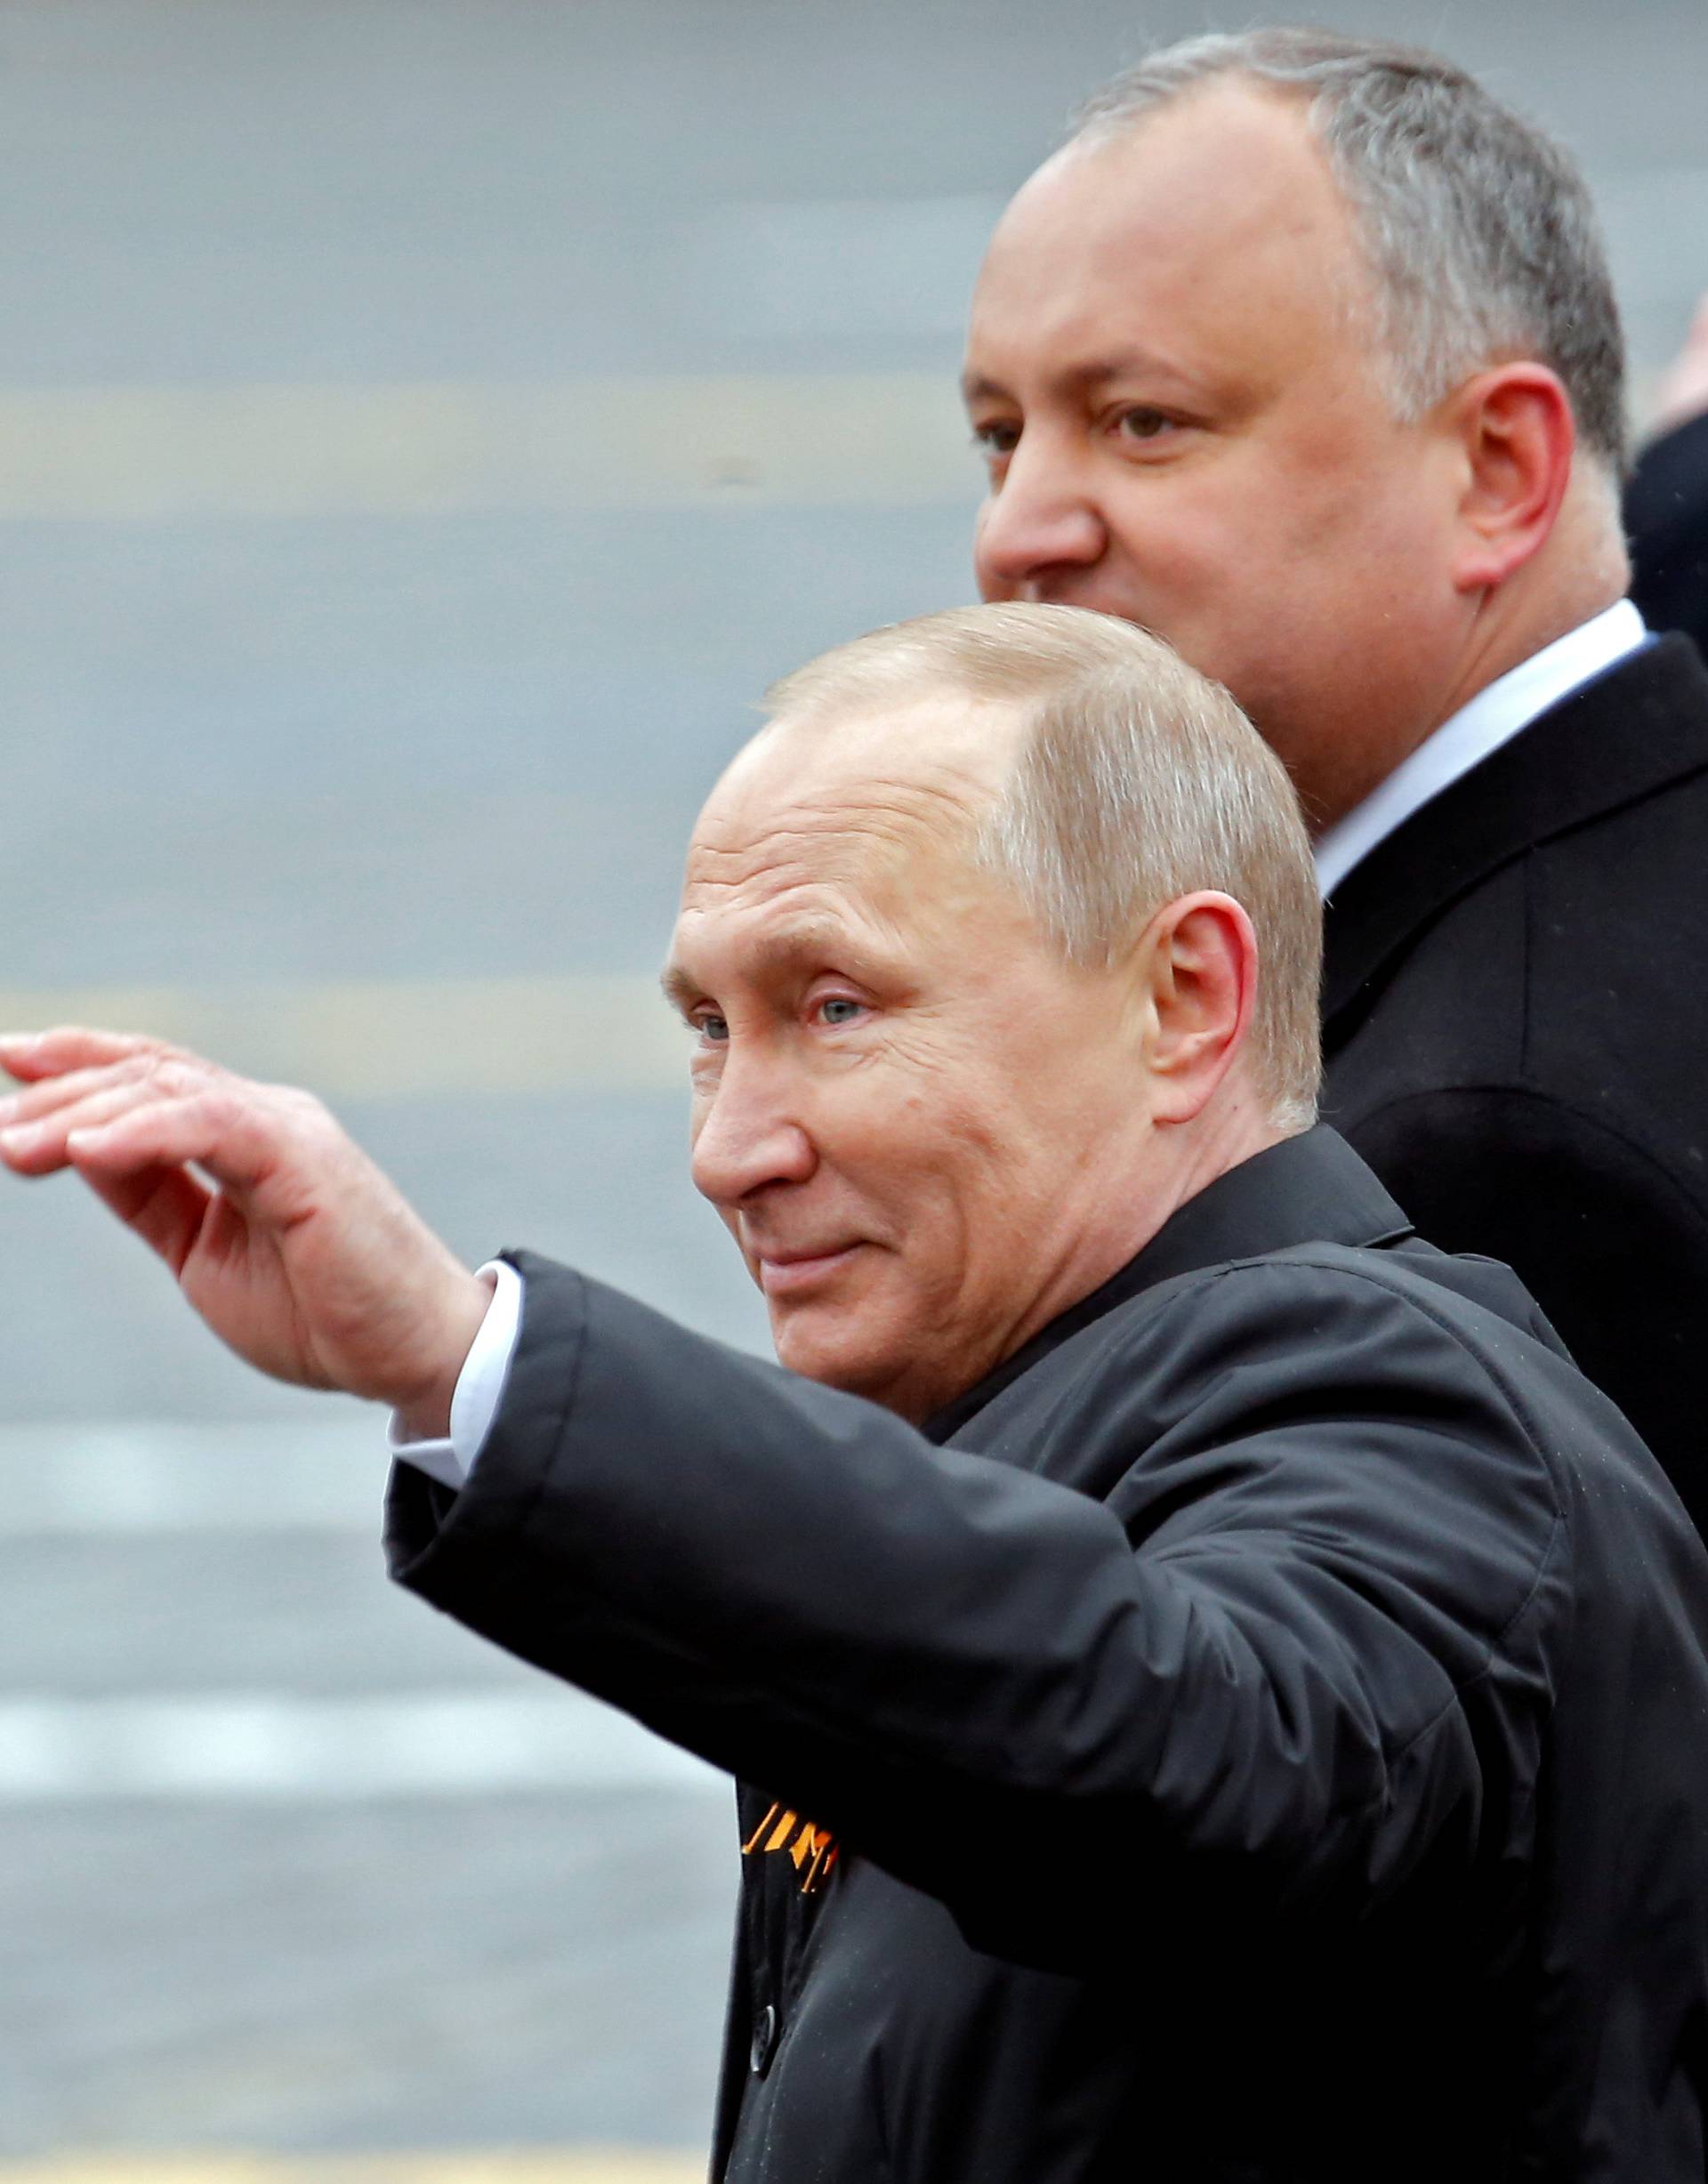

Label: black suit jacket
[1627,412,1708,657]
[1323,633,1708,1537]
[389,1131,1708,2181]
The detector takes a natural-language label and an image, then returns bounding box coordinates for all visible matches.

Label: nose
[974,433,1108,597]
[689,1045,818,1212]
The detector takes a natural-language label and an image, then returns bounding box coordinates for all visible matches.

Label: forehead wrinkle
[666,874,929,1013]
[663,902,854,1007]
[671,761,1009,1000]
[688,765,997,891]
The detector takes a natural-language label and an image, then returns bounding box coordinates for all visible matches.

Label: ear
[1137,891,1259,1126]
[1446,364,1577,596]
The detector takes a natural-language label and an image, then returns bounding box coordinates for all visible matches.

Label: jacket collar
[1322,633,1708,1038]
[924,1126,1411,1443]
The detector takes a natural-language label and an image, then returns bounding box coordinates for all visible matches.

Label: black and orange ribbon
[742,1801,841,1895]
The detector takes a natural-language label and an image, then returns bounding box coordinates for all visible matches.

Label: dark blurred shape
[1626,294,1708,653]
[1628,413,1708,656]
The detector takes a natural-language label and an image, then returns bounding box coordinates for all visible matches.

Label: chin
[771,1311,898,1404]
[772,1330,874,1394]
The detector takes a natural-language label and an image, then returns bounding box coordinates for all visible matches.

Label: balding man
[5,607,1705,2180]
[965,29,1708,1537]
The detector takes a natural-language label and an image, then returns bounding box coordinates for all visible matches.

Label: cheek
[813,1040,946,1160]
[686,1068,717,1142]
[823,1084,995,1261]
[894,1083,1043,1247]
[1262,411,1445,569]
[1096,478,1244,615]
[1109,470,1370,683]
[819,1029,1063,1237]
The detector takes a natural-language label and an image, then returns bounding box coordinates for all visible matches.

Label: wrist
[395,1267,497,1439]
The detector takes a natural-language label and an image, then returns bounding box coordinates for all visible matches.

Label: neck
[1434,586,1626,748]
[873,1092,1288,1429]
[1015,1090,1287,1357]
[1306,496,1629,835]
[1141,1092,1292,1244]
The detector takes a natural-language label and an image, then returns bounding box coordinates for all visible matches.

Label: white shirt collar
[1314,600,1648,899]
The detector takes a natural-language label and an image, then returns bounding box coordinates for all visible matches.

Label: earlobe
[1142,893,1259,1126]
[1450,366,1576,596]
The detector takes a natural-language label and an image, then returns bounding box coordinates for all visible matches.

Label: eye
[971,418,1019,465]
[1112,406,1176,446]
[817,996,866,1028]
[694,1012,729,1044]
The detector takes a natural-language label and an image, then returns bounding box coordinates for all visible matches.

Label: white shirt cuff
[388,1258,525,1490]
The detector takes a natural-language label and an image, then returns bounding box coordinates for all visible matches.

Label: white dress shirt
[389,1257,522,1488]
[396,601,1651,1487]
[1313,600,1648,899]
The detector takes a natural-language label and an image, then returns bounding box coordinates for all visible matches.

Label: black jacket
[388,1129,1708,2181]
[1628,413,1708,657]
[1323,633,1708,1541]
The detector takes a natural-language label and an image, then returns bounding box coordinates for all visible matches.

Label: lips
[753,1242,864,1299]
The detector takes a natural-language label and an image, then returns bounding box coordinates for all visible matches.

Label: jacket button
[749,2002,778,2076]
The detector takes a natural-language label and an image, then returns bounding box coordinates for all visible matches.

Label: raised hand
[0,1028,491,1433]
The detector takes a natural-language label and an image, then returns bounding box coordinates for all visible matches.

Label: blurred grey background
[0,0,1703,2170]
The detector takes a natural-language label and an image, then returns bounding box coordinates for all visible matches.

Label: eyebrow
[660,915,868,1013]
[659,960,700,1013]
[961,348,1200,407]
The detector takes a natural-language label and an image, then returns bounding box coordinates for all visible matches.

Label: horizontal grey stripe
[0,2154,703,2180]
[0,1693,726,1801]
[0,375,979,520]
[0,975,690,1098]
[0,1422,384,1535]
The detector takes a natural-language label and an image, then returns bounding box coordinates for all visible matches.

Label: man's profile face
[965,81,1467,826]
[663,697,1159,1422]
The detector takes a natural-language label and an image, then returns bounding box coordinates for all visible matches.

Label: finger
[0,1053,158,1132]
[79,1161,215,1276]
[0,1074,180,1173]
[65,1083,301,1209]
[0,1027,173,1085]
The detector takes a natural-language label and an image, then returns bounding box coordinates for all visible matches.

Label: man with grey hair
[5,606,1706,2180]
[966,28,1708,1537]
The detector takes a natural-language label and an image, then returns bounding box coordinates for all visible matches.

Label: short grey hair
[764,603,1323,1134]
[1070,27,1628,473]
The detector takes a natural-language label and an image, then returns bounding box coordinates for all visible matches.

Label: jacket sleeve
[1342,1083,1708,1543]
[385,1249,1562,1970]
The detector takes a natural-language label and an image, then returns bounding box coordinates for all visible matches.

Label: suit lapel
[1321,635,1708,1044]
